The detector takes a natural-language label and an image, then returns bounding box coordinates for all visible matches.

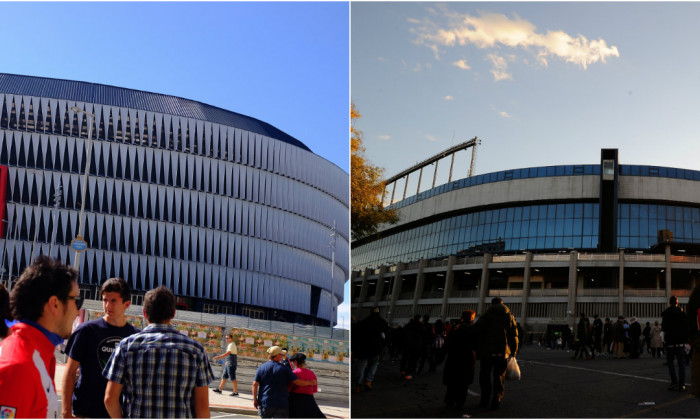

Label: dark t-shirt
[65,318,139,418]
[254,360,297,408]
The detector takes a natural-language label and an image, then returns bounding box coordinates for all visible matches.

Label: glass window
[564,219,573,236]
[539,205,548,219]
[522,206,530,220]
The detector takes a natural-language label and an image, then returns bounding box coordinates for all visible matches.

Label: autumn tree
[351,103,398,240]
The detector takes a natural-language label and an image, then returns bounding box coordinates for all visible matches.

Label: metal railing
[492,255,526,263]
[623,289,666,297]
[577,288,619,297]
[625,254,665,262]
[578,253,620,261]
[533,254,571,262]
[528,289,569,297]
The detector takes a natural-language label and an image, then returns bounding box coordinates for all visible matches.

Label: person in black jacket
[474,297,519,410]
[400,315,423,380]
[662,296,688,391]
[628,317,642,359]
[592,315,603,356]
[443,310,478,416]
[603,318,614,356]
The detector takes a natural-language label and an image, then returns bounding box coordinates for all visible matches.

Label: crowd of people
[352,292,700,416]
[353,297,519,414]
[0,256,326,419]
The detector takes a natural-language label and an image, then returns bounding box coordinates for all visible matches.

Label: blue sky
[352,2,700,201]
[0,2,351,327]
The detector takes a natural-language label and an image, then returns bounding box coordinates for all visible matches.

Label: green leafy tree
[351,104,398,240]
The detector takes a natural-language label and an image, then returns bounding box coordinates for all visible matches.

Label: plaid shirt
[102,323,215,418]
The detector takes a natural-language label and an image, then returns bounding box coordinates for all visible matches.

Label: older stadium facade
[352,149,700,333]
[0,73,349,326]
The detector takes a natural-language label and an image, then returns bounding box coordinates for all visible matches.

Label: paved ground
[351,345,700,418]
[54,357,349,418]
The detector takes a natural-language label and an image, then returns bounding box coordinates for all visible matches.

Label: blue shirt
[102,323,215,418]
[254,360,298,408]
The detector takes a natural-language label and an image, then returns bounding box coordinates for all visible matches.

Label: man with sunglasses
[62,278,139,418]
[0,256,80,418]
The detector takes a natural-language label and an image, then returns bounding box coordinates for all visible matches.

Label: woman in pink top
[288,352,325,418]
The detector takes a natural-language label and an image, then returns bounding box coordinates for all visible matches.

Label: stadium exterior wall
[0,73,349,327]
[351,150,700,335]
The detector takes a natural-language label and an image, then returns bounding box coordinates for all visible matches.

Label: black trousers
[444,384,469,410]
[479,356,507,405]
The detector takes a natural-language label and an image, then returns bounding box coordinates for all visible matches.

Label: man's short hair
[101,277,131,302]
[491,297,503,305]
[10,256,78,322]
[143,286,176,324]
[670,296,678,306]
[227,333,233,339]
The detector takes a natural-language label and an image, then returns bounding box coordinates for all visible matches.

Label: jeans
[666,345,686,386]
[479,356,508,406]
[258,406,289,418]
[355,355,379,384]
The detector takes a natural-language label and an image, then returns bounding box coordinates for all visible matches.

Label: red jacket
[0,323,59,418]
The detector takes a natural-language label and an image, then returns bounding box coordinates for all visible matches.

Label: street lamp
[71,106,94,269]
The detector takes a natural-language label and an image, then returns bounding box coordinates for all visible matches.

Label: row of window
[9,167,349,254]
[352,202,700,270]
[1,241,336,318]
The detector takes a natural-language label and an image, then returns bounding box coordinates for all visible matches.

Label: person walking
[572,314,592,360]
[103,286,216,418]
[416,314,433,375]
[592,314,603,356]
[400,315,423,380]
[0,256,80,418]
[603,318,614,356]
[352,307,388,392]
[62,278,139,418]
[474,297,519,410]
[213,333,239,396]
[443,310,478,415]
[628,317,642,359]
[613,316,627,359]
[661,296,689,391]
[651,320,664,358]
[252,346,317,418]
[288,352,325,418]
[686,285,700,399]
[642,321,652,355]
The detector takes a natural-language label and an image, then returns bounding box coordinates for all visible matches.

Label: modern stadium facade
[352,148,700,335]
[0,73,349,327]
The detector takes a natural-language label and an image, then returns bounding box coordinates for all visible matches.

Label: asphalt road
[351,346,700,418]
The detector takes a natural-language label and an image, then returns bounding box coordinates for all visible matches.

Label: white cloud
[377,57,387,62]
[444,95,454,100]
[487,53,513,82]
[426,134,438,142]
[411,10,619,76]
[378,134,391,140]
[453,59,471,70]
[499,110,513,118]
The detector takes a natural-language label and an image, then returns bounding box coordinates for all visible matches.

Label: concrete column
[411,259,428,316]
[373,265,388,306]
[521,252,533,328]
[440,255,457,322]
[402,174,410,201]
[477,253,492,316]
[567,251,578,330]
[387,263,406,326]
[618,250,625,316]
[665,245,672,300]
[357,277,370,313]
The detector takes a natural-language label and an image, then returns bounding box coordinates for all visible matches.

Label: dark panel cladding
[599,149,618,252]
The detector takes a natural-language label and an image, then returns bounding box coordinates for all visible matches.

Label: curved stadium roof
[0,73,310,152]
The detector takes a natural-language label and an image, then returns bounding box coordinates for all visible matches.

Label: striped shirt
[102,323,215,418]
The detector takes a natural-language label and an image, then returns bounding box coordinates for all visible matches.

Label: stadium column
[387,262,406,326]
[521,251,532,329]
[567,250,578,330]
[665,244,672,299]
[411,259,428,316]
[439,255,457,321]
[618,249,625,316]
[372,265,388,306]
[477,253,491,316]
